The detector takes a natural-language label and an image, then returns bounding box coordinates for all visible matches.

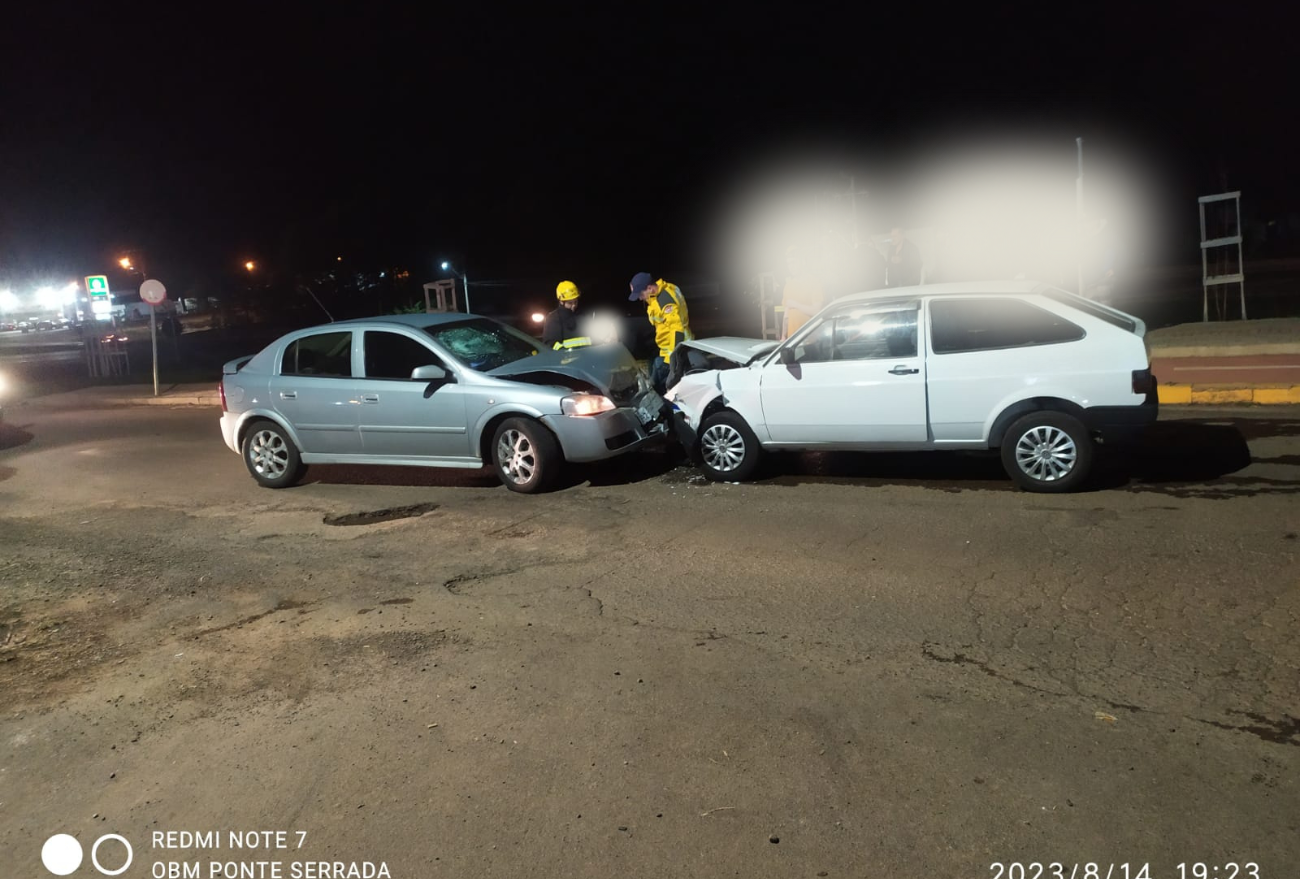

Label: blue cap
[628,272,655,301]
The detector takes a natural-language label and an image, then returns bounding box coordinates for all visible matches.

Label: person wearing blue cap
[629,272,693,394]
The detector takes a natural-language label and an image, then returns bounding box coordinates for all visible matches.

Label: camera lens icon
[41,833,134,876]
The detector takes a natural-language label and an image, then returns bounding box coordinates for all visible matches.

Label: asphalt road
[1,405,1297,877]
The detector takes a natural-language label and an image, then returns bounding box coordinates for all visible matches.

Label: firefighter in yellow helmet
[543,280,592,350]
[629,271,692,393]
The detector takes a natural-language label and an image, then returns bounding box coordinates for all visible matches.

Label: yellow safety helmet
[556,280,581,301]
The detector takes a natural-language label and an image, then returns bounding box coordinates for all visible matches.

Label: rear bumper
[1082,398,1158,444]
[219,412,239,453]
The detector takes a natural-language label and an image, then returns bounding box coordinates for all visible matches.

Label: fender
[472,402,553,460]
[985,389,1089,447]
[233,408,306,452]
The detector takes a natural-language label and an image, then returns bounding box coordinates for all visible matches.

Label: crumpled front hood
[489,343,643,402]
[678,337,778,365]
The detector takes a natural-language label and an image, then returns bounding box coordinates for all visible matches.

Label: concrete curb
[1157,385,1300,405]
[17,391,220,410]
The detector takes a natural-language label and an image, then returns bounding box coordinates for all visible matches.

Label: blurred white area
[708,138,1161,290]
[579,310,621,346]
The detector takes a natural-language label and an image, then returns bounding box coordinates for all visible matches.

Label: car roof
[834,280,1046,305]
[327,312,483,329]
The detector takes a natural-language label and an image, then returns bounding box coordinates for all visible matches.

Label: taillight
[218,381,227,412]
[1132,368,1155,395]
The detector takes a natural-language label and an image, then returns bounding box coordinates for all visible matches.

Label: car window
[363,331,445,379]
[280,331,353,377]
[423,318,541,371]
[1038,285,1138,332]
[789,307,918,365]
[929,299,1084,355]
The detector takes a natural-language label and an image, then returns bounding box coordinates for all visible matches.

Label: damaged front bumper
[541,389,672,463]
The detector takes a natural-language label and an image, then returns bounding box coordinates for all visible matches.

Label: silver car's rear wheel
[491,417,561,493]
[242,420,306,489]
[1000,411,1093,493]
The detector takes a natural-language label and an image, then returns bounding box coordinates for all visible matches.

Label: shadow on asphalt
[301,464,501,489]
[0,422,34,452]
[299,448,684,492]
[723,417,1287,498]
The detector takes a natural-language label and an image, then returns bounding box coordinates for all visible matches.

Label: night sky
[1,4,1290,312]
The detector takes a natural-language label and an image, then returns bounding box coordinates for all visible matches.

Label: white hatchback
[664,281,1158,492]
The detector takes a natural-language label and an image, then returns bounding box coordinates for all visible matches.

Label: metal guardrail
[84,334,130,378]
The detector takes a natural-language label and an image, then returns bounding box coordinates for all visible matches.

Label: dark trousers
[649,356,670,394]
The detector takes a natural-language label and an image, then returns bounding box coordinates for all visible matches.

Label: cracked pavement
[1,405,1297,876]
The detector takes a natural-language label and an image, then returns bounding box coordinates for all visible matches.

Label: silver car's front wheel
[241,421,306,489]
[1000,412,1093,493]
[496,428,536,485]
[491,417,561,494]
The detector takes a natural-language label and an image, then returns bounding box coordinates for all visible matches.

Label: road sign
[85,275,109,298]
[140,279,167,306]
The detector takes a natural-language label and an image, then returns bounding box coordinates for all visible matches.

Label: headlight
[561,393,615,416]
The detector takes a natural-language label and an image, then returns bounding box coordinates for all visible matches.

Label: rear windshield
[1038,285,1138,332]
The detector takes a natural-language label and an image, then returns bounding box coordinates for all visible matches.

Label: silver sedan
[218,314,669,492]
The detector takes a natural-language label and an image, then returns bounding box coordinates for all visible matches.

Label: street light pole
[1076,137,1085,297]
[441,261,470,313]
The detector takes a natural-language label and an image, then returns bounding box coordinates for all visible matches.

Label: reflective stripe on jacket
[552,336,592,350]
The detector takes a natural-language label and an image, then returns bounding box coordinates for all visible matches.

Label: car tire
[1000,411,1093,493]
[492,417,561,494]
[242,420,307,489]
[697,411,763,483]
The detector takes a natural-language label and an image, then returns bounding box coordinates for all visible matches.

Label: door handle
[360,394,380,404]
[888,366,919,375]
[279,391,297,400]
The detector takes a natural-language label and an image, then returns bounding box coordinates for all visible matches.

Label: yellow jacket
[645,279,693,360]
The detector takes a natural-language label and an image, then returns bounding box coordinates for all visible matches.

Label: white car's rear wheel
[1001,412,1093,493]
[697,411,762,482]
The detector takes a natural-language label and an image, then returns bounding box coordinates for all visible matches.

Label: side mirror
[778,347,796,366]
[410,364,449,382]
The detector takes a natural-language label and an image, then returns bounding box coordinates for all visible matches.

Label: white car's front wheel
[1000,412,1093,493]
[697,411,763,483]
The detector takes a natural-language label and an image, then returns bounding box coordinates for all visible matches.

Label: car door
[270,330,363,454]
[925,296,1088,442]
[355,330,470,458]
[759,304,928,444]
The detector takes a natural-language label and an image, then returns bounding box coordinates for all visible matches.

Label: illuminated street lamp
[245,261,256,272]
[119,257,133,270]
[530,312,545,324]
[440,260,471,313]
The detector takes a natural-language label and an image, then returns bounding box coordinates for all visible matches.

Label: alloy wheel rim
[498,429,536,484]
[701,423,746,472]
[250,429,289,478]
[1014,425,1077,482]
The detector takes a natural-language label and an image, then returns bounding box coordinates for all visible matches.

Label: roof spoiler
[222,355,253,375]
